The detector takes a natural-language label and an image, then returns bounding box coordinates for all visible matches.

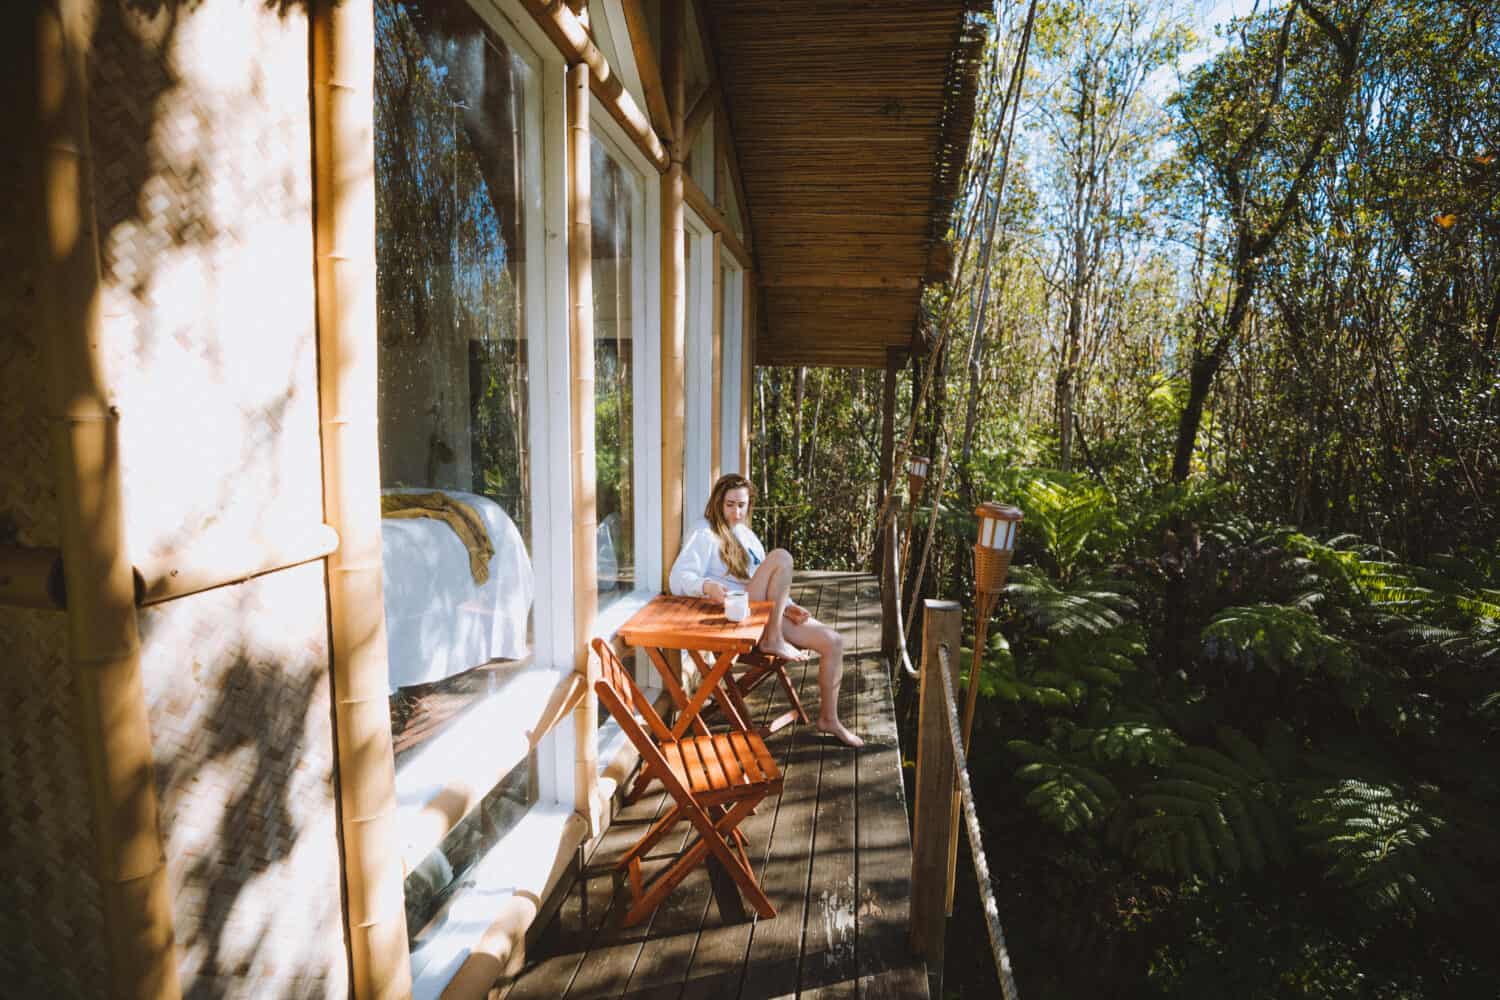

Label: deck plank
[676,581,828,1000]
[506,785,671,1000]
[798,582,861,999]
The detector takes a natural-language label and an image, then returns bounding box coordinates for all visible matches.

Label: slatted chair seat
[591,638,784,927]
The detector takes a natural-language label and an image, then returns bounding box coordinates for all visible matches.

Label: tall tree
[1169,0,1371,481]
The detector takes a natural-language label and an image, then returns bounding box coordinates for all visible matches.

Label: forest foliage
[750,0,1498,995]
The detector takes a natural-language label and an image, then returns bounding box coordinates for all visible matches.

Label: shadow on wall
[6,0,362,996]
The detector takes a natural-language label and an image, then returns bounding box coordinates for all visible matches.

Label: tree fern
[1294,778,1465,919]
[1201,603,1361,702]
[1115,727,1288,879]
[1007,564,1136,637]
[1014,472,1122,580]
[1008,739,1120,833]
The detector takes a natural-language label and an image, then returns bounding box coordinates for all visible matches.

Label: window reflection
[373,0,538,944]
[592,138,638,609]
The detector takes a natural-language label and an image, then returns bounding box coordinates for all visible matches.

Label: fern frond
[1201,603,1356,680]
[1008,565,1136,637]
[1009,739,1119,833]
[1295,778,1462,918]
[1072,723,1184,766]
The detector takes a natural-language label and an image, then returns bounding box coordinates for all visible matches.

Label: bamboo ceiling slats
[703,0,986,367]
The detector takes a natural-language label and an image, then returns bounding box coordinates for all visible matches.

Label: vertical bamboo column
[566,62,601,822]
[36,3,182,995]
[659,0,686,583]
[878,350,899,655]
[310,2,413,996]
[910,599,962,990]
[709,232,723,480]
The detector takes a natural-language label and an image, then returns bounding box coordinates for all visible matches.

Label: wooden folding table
[617,594,767,740]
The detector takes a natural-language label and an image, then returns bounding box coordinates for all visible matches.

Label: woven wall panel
[91,0,324,569]
[138,562,347,998]
[0,18,111,993]
[84,1,348,996]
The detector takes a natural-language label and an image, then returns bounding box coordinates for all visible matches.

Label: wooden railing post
[910,598,962,990]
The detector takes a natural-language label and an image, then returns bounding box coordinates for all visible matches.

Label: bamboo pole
[36,1,181,995]
[566,62,601,825]
[520,0,667,172]
[310,1,412,995]
[659,0,686,586]
[621,0,670,144]
[682,173,749,268]
[1,526,340,611]
[0,545,66,609]
[910,599,961,982]
[877,352,899,654]
[136,524,339,606]
[710,232,723,480]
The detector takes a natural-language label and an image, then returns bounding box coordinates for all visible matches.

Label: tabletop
[617,594,770,653]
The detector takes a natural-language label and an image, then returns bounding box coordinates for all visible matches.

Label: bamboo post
[310,0,413,995]
[910,599,962,987]
[566,61,602,827]
[520,0,667,172]
[876,352,894,656]
[710,231,723,480]
[659,0,686,585]
[36,3,183,994]
[621,0,670,143]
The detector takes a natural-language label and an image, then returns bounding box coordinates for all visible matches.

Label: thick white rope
[935,641,1020,1000]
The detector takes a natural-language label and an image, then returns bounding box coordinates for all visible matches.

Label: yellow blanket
[380,492,494,585]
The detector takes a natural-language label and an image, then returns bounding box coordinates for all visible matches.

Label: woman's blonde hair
[705,474,755,580]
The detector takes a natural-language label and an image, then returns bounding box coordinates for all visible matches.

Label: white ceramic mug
[723,590,749,622]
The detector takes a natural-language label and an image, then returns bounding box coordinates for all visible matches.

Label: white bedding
[381,489,533,692]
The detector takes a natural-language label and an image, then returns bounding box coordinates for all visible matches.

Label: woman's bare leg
[746,549,805,661]
[782,616,862,747]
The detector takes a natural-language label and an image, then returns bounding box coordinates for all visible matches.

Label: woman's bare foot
[758,638,808,662]
[818,718,864,748]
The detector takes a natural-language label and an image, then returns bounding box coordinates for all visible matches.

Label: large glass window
[373,0,539,943]
[592,136,641,610]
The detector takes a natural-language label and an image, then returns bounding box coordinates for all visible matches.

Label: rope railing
[908,599,1020,999]
[934,641,1020,1000]
[885,515,919,679]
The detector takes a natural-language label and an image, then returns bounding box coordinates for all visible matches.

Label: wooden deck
[503,573,927,999]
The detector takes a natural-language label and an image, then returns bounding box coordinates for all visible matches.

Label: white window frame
[374,5,580,993]
[588,96,664,643]
[720,261,744,475]
[682,210,715,526]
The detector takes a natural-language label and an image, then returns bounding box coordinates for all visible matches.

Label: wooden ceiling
[703,1,987,368]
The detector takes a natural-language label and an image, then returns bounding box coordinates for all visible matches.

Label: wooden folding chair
[592,638,783,927]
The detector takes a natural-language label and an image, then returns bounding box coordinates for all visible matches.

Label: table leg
[648,646,712,738]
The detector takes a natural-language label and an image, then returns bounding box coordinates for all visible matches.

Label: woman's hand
[703,580,727,603]
[785,603,810,625]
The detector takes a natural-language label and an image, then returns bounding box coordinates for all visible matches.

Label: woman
[670,474,863,747]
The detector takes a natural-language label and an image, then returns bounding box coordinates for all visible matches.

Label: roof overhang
[703,1,987,368]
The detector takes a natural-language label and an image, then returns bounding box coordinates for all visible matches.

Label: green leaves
[1294,778,1464,919]
[1119,727,1289,879]
[1201,602,1359,691]
[1015,473,1124,580]
[1007,564,1135,636]
[1009,739,1120,833]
